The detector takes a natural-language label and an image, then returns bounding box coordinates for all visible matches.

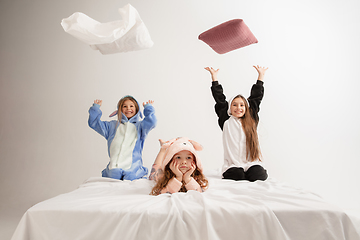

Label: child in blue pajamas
[88,96,157,180]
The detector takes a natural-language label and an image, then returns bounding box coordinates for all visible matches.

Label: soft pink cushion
[198,19,258,54]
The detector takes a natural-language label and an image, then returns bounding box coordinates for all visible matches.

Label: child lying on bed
[149,137,208,195]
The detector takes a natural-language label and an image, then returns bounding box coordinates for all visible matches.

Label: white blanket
[61,4,154,54]
[11,171,360,240]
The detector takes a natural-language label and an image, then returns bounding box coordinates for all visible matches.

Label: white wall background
[1,0,360,238]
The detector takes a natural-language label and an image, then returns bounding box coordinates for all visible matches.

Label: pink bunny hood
[161,137,203,172]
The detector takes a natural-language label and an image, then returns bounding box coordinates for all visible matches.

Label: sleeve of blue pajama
[88,104,112,140]
[139,104,157,137]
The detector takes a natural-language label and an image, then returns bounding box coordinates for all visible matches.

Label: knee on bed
[102,167,124,180]
[223,167,246,181]
[245,165,268,182]
[123,167,148,181]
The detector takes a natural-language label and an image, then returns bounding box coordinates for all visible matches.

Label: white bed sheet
[12,170,360,240]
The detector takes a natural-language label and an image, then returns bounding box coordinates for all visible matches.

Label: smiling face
[172,150,195,174]
[121,99,137,119]
[230,97,246,118]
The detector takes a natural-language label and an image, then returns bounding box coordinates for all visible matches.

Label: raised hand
[94,99,102,106]
[253,65,268,81]
[204,67,220,82]
[143,100,154,107]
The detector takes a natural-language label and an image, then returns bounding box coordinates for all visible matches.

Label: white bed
[11,170,360,240]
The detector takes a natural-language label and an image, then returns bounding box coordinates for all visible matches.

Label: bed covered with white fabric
[12,170,360,240]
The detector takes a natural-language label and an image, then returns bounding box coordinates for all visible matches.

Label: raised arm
[253,65,268,82]
[248,66,268,123]
[88,99,111,139]
[204,67,219,82]
[205,67,230,130]
[140,100,157,137]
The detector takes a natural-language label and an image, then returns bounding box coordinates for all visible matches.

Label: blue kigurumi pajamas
[88,97,156,180]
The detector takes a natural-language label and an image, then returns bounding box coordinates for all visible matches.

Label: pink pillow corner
[198,19,258,54]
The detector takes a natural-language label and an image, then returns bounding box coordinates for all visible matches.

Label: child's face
[121,100,137,119]
[173,150,195,174]
[230,97,246,118]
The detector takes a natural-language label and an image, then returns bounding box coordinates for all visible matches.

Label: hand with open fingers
[143,100,154,107]
[170,160,183,182]
[253,65,268,81]
[183,162,196,184]
[94,99,102,106]
[204,67,220,82]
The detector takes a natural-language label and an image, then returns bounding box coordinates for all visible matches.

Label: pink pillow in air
[198,19,258,54]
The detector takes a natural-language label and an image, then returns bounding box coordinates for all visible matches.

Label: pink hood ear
[161,137,203,172]
[188,139,203,151]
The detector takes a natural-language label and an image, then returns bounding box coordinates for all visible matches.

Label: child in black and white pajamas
[205,65,269,181]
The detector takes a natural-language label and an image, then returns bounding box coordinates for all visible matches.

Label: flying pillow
[61,4,153,54]
[198,19,258,54]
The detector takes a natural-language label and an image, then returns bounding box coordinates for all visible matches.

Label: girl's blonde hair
[117,96,139,120]
[233,95,262,162]
[150,153,208,196]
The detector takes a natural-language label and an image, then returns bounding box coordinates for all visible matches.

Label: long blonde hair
[234,95,262,162]
[150,155,208,196]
